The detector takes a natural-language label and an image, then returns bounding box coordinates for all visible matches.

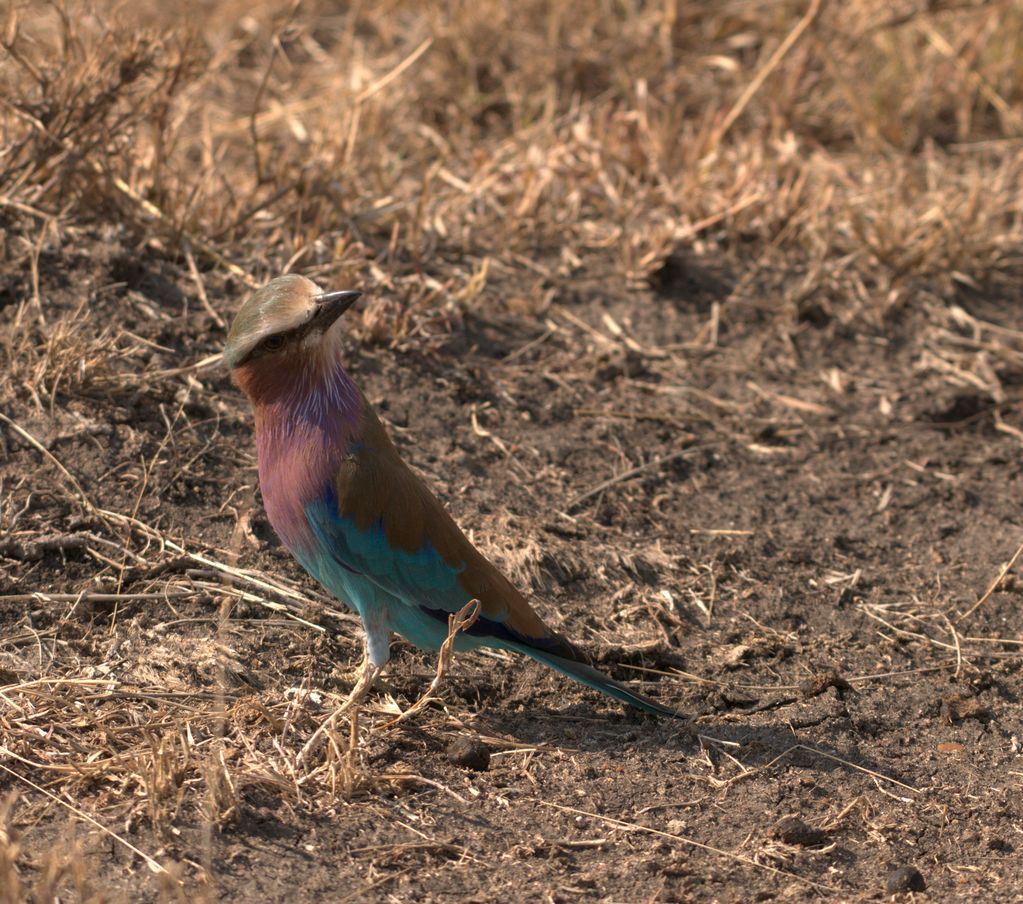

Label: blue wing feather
[299,486,680,716]
[304,486,473,614]
[302,486,572,654]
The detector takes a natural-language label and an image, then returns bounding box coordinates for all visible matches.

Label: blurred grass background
[3,0,1022,351]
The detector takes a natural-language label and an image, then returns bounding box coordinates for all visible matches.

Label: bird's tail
[514,641,684,719]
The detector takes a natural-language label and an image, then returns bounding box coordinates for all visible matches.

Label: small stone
[886,865,926,893]
[798,670,853,699]
[770,815,827,847]
[446,736,491,771]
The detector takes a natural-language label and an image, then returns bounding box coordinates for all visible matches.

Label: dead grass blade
[957,535,1023,623]
[0,762,172,879]
[380,598,481,729]
[710,0,823,151]
[0,412,99,519]
[534,799,840,895]
[568,444,714,509]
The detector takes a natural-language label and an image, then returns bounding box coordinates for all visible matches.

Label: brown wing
[333,401,561,645]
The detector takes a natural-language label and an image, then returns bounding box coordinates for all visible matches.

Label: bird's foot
[343,659,383,710]
[297,660,382,762]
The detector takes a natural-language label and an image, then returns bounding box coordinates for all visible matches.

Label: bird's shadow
[464,703,917,797]
[337,649,917,798]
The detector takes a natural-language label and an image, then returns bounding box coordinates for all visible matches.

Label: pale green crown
[223,274,323,368]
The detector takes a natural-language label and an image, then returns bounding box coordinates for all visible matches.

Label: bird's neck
[248,359,362,551]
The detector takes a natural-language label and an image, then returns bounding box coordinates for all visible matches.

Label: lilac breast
[254,366,361,553]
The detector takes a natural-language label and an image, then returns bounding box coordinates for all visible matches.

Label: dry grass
[1,1,1021,412]
[4,0,1023,899]
[3,1,1022,329]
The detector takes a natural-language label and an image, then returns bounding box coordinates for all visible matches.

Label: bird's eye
[261,335,285,352]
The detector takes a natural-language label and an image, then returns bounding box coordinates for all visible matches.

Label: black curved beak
[312,290,362,330]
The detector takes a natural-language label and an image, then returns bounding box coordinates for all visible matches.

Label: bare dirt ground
[4,2,1023,901]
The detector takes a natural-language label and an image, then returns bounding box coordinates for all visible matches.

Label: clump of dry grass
[0,613,424,895]
[2,0,1022,346]
[0,792,108,904]
[0,299,150,409]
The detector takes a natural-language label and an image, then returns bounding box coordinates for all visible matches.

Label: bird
[224,274,679,718]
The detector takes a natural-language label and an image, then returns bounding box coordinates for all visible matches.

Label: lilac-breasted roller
[225,274,678,717]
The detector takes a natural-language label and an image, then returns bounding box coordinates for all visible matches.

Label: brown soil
[4,240,1023,902]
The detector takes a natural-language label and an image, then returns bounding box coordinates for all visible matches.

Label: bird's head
[225,274,361,402]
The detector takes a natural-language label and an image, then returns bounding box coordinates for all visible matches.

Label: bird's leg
[298,613,391,762]
[340,652,382,710]
[340,602,394,706]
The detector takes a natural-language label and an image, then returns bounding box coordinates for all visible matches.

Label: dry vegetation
[3,0,1023,901]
